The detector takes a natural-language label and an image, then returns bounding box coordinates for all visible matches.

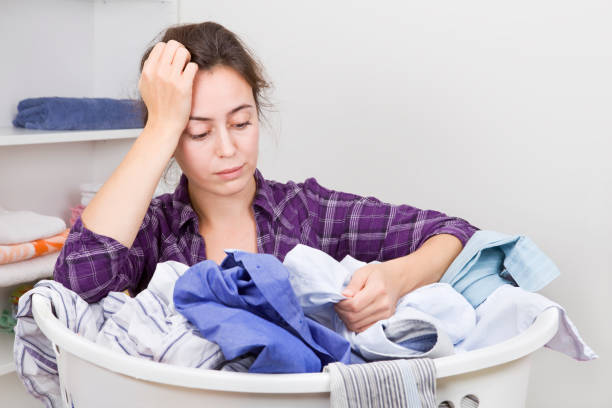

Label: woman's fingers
[171,47,192,76]
[159,40,183,67]
[138,39,197,139]
[351,306,393,333]
[141,42,164,75]
[182,62,199,83]
[336,278,379,314]
[335,274,396,332]
[336,298,391,332]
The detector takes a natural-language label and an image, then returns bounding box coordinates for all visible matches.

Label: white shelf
[0,332,15,375]
[0,126,141,146]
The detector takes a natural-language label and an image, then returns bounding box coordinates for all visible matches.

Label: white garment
[0,252,58,286]
[455,284,598,361]
[283,244,476,360]
[0,207,66,244]
[14,260,250,408]
[94,261,229,367]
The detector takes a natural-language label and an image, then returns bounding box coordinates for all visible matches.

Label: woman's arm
[54,41,198,302]
[82,40,196,248]
[301,177,478,332]
[378,233,463,294]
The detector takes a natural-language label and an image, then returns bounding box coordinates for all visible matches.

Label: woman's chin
[213,170,255,196]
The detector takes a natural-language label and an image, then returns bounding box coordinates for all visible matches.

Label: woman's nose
[215,127,237,158]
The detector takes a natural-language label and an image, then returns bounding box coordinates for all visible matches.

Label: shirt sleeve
[302,177,479,262]
[53,207,161,303]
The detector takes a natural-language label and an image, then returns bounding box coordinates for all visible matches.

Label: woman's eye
[235,121,252,129]
[191,132,209,139]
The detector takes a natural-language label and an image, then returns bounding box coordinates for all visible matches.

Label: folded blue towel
[12,97,145,130]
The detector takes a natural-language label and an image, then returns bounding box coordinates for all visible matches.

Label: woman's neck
[188,176,257,230]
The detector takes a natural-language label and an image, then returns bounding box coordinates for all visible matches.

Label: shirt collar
[172,168,279,230]
[172,173,198,230]
[252,168,276,218]
[253,168,296,230]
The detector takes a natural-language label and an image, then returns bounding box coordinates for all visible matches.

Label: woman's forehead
[193,66,252,97]
[189,104,254,123]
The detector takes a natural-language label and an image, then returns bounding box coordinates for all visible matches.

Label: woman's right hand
[138,40,198,141]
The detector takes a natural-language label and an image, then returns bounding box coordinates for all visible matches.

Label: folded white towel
[0,252,59,286]
[79,182,103,193]
[0,207,66,245]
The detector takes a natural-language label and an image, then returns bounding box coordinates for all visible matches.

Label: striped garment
[14,262,252,408]
[439,230,561,307]
[54,168,478,303]
[324,359,436,408]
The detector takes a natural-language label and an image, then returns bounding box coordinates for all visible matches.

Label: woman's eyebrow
[189,104,253,121]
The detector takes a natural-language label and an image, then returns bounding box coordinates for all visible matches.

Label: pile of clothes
[14,231,598,408]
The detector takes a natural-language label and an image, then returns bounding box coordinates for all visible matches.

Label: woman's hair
[139,21,272,126]
[138,21,274,188]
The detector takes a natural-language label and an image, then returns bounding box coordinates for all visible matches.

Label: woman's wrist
[382,254,428,296]
[382,234,463,296]
[142,121,183,146]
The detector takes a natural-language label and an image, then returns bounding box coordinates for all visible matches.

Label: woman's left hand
[333,262,405,333]
[334,235,464,333]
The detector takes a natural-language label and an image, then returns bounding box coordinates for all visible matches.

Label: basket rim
[30,293,559,394]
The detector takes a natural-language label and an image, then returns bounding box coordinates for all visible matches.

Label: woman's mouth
[215,164,244,179]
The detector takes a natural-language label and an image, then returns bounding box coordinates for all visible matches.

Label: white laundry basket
[31,293,559,408]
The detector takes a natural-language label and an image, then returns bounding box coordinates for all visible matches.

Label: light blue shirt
[439,230,561,307]
[284,244,476,360]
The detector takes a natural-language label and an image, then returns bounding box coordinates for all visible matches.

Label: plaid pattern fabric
[54,169,478,302]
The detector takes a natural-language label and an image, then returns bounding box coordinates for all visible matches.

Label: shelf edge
[0,128,142,147]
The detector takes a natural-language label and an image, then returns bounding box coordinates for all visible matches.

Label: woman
[54,21,478,334]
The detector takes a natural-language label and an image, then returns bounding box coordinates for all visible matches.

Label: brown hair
[139,21,272,126]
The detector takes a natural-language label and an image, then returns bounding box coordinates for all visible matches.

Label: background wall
[179,1,610,406]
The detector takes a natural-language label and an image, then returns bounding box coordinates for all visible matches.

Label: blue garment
[173,250,352,374]
[439,230,561,307]
[12,97,144,130]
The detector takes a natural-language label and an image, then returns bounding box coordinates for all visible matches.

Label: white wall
[181,1,611,406]
[92,0,177,99]
[0,0,94,126]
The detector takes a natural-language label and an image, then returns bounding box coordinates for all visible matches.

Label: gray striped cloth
[324,359,436,408]
[13,264,253,408]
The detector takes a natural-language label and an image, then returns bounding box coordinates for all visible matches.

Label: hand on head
[138,40,199,142]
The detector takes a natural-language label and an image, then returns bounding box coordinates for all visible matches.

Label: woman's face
[174,65,259,197]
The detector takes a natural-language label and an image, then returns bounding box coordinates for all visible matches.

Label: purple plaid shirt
[54,169,478,302]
